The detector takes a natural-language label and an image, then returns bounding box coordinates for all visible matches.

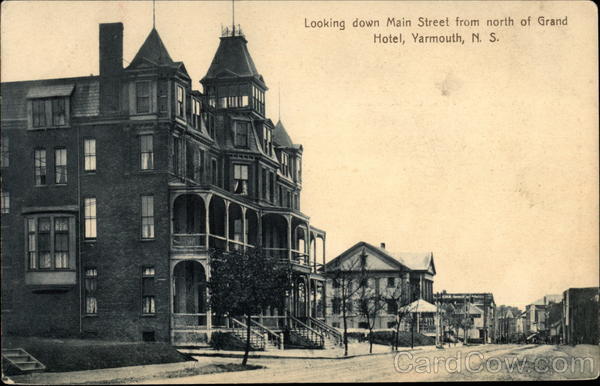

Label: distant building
[562,287,599,345]
[323,242,436,331]
[435,292,496,343]
[496,309,518,343]
[524,294,561,342]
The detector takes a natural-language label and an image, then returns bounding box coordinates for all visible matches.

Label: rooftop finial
[232,0,235,33]
[152,0,156,29]
[278,84,281,121]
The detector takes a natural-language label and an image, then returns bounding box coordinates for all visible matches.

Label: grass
[89,363,264,384]
[2,336,189,373]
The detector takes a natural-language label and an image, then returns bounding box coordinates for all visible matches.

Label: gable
[328,242,409,272]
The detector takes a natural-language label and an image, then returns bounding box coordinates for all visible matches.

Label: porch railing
[172,234,206,248]
[250,315,287,330]
[172,313,208,328]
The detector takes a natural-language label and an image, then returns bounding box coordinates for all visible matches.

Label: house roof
[127,28,174,69]
[274,120,294,147]
[325,241,436,274]
[202,34,265,86]
[1,76,99,125]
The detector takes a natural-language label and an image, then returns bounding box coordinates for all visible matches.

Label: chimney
[99,23,123,76]
[380,242,386,249]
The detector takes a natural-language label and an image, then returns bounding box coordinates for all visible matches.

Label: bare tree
[357,278,387,354]
[327,251,368,357]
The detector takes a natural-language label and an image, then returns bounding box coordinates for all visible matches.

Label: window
[358,322,369,329]
[54,148,67,184]
[387,299,398,314]
[85,268,98,315]
[261,170,267,200]
[1,136,8,168]
[136,81,150,113]
[192,99,201,129]
[387,277,396,288]
[26,215,73,270]
[233,164,248,195]
[281,152,289,176]
[141,195,154,239]
[158,80,168,113]
[32,99,46,127]
[211,158,218,186]
[140,135,154,170]
[332,297,341,314]
[51,98,66,126]
[34,149,47,185]
[270,173,275,202]
[27,218,37,269]
[176,85,185,117]
[234,121,249,147]
[142,267,156,314]
[84,198,97,239]
[193,149,204,182]
[263,126,272,156]
[0,191,9,214]
[54,217,69,268]
[84,139,96,172]
[332,279,340,289]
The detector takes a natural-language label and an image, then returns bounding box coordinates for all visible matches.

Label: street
[138,344,599,383]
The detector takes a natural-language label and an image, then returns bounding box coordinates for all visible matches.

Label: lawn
[2,336,189,373]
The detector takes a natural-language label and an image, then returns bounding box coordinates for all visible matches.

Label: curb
[182,345,434,361]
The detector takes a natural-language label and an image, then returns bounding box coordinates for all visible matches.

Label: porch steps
[2,348,46,373]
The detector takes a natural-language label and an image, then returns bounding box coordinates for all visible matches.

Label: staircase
[286,315,325,349]
[230,318,267,351]
[2,348,46,373]
[301,317,343,347]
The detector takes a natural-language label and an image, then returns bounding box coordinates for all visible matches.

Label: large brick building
[1,22,328,345]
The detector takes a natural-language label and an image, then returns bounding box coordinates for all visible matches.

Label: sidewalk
[180,343,438,360]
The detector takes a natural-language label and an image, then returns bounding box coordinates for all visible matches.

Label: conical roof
[274,120,293,147]
[202,34,263,84]
[128,28,174,68]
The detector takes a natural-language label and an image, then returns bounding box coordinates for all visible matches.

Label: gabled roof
[381,250,436,273]
[127,28,174,69]
[202,35,265,86]
[325,242,408,272]
[274,120,294,147]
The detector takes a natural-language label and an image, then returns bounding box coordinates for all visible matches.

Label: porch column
[224,201,230,251]
[204,194,211,248]
[257,212,263,246]
[287,216,292,261]
[242,207,248,252]
[322,235,326,266]
[306,276,312,317]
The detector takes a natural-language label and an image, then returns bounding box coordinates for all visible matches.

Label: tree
[386,276,418,351]
[327,251,368,356]
[357,279,387,354]
[209,247,292,365]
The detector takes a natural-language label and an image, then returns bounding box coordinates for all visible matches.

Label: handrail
[304,316,343,345]
[287,314,325,347]
[250,319,284,350]
[230,317,266,348]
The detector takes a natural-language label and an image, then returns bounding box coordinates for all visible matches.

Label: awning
[26,84,74,99]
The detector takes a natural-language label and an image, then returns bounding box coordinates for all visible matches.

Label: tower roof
[202,34,265,86]
[128,28,174,69]
[274,120,294,147]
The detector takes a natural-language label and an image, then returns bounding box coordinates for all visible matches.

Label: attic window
[234,121,249,148]
[263,126,272,156]
[280,152,290,177]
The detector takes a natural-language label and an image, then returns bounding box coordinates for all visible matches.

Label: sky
[1,1,598,309]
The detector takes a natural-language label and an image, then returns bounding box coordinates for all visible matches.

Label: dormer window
[32,100,46,127]
[176,85,185,118]
[281,152,289,177]
[234,121,249,148]
[192,99,201,129]
[136,81,150,113]
[263,126,273,156]
[27,85,72,129]
[251,85,265,115]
